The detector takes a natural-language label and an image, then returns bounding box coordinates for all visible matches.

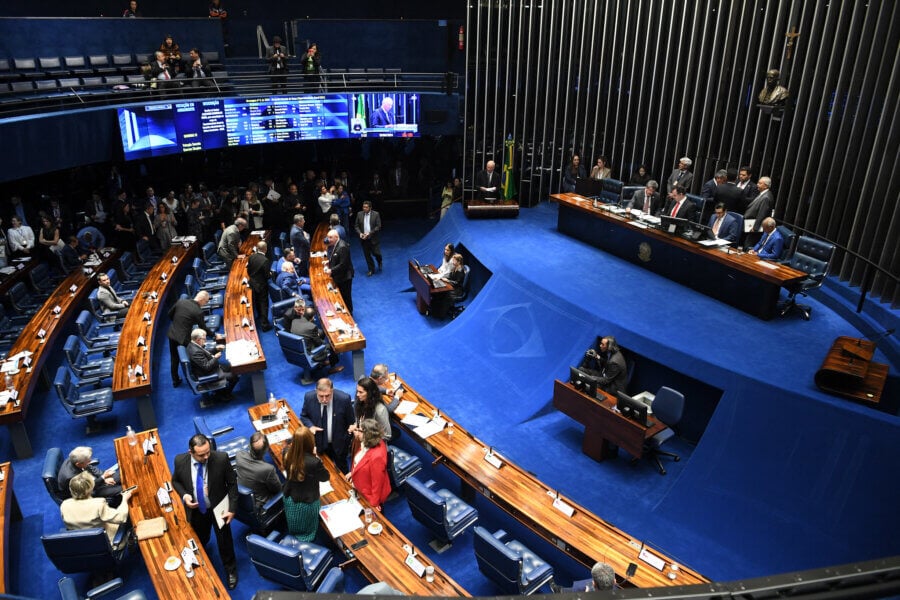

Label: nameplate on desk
[143,436,157,455]
[240,296,248,305]
[69,284,78,294]
[405,554,426,577]
[552,496,575,517]
[150,291,158,301]
[137,336,146,347]
[16,263,24,270]
[52,305,62,316]
[639,546,666,571]
[134,365,144,378]
[181,547,200,567]
[37,328,46,340]
[241,277,248,286]
[156,487,171,506]
[171,256,178,264]
[160,272,167,281]
[142,312,151,322]
[484,451,503,469]
[241,317,250,328]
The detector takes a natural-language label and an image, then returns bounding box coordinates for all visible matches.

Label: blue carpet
[2,202,898,598]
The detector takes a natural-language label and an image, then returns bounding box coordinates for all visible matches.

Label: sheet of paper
[401,413,431,428]
[413,418,445,439]
[265,429,292,445]
[319,480,334,496]
[319,500,364,538]
[698,238,731,247]
[395,400,419,416]
[755,260,779,270]
[213,496,230,529]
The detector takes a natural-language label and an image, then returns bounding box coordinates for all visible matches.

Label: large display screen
[118,92,420,160]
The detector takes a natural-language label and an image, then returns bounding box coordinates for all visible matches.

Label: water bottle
[126,425,137,446]
[269,392,277,414]
[281,401,290,428]
[127,365,135,383]
[4,373,12,392]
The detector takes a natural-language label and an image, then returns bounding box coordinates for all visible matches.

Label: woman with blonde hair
[60,471,133,546]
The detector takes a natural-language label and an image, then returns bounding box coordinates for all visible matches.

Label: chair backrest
[686,193,706,223]
[184,273,198,296]
[727,211,745,237]
[600,178,624,204]
[473,526,523,594]
[275,329,315,370]
[30,262,53,289]
[621,185,642,202]
[41,528,117,574]
[268,280,284,303]
[245,533,309,590]
[63,335,81,370]
[202,242,218,263]
[789,236,835,281]
[64,56,86,68]
[405,477,448,536]
[53,366,74,403]
[457,265,471,302]
[776,225,797,261]
[653,386,685,427]
[42,447,65,505]
[9,282,31,310]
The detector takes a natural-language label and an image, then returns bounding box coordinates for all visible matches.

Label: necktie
[195,462,207,514]
[644,195,651,214]
[320,404,329,445]
[713,217,721,236]
[671,200,680,217]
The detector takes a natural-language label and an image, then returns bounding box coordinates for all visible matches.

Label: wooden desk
[464,198,520,219]
[814,336,889,406]
[112,243,196,429]
[223,232,269,403]
[0,257,38,297]
[552,379,666,461]
[0,250,121,458]
[386,375,709,588]
[407,261,452,314]
[550,193,807,319]
[114,429,230,600]
[247,402,469,596]
[0,462,22,595]
[308,223,366,379]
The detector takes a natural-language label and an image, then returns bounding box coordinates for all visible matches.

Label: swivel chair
[177,345,228,407]
[42,447,66,505]
[246,530,335,591]
[234,484,285,535]
[779,235,836,320]
[63,335,115,386]
[41,527,127,577]
[53,366,114,434]
[387,445,422,490]
[405,476,479,552]
[473,525,555,595]
[274,328,330,385]
[58,576,147,600]
[192,416,249,464]
[644,386,685,475]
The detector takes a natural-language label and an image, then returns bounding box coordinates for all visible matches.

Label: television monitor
[616,391,650,426]
[349,92,420,138]
[570,366,599,398]
[118,100,229,160]
[659,215,708,240]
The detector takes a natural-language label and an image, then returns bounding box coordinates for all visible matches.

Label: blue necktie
[195,462,207,514]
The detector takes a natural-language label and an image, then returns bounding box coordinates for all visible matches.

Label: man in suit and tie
[324,228,354,314]
[300,378,355,472]
[749,217,784,260]
[355,200,383,276]
[736,166,757,200]
[289,306,343,373]
[665,157,694,193]
[289,213,310,277]
[713,169,747,214]
[247,240,271,331]
[167,291,220,388]
[371,96,396,128]
[187,328,238,397]
[217,217,247,266]
[581,336,627,395]
[708,202,740,243]
[149,50,176,89]
[625,180,662,215]
[744,176,774,232]
[133,202,159,251]
[96,272,130,319]
[235,433,282,513]
[475,160,502,201]
[701,170,726,201]
[172,433,239,590]
[663,184,698,221]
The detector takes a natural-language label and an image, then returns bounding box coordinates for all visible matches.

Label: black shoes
[227,571,238,589]
[172,377,182,388]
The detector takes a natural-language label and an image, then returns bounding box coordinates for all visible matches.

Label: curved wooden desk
[0,250,120,458]
[113,243,196,429]
[0,462,22,595]
[247,401,468,596]
[385,375,709,588]
[308,223,366,379]
[115,429,230,600]
[0,257,39,297]
[223,232,269,403]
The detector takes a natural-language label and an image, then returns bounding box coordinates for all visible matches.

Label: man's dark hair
[249,432,268,459]
[189,433,210,450]
[714,202,727,211]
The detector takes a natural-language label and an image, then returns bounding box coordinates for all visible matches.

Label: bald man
[475,160,501,201]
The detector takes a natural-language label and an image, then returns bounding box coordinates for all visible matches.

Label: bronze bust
[758,68,790,105]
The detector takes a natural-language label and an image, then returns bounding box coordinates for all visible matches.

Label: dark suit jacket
[167,298,212,345]
[289,225,310,262]
[187,341,219,378]
[700,178,718,201]
[708,212,741,243]
[290,318,328,348]
[299,389,355,463]
[327,239,353,283]
[234,450,281,509]
[663,198,698,221]
[354,210,382,242]
[247,251,270,294]
[629,189,661,215]
[743,190,774,231]
[597,350,627,395]
[172,450,237,519]
[371,107,395,127]
[133,211,155,241]
[666,168,693,192]
[475,170,501,199]
[714,183,747,214]
[60,244,82,272]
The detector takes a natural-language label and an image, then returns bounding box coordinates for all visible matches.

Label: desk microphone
[861,328,895,345]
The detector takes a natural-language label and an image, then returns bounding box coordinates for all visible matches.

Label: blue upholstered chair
[235,484,285,535]
[30,262,63,294]
[58,576,147,600]
[245,530,335,591]
[178,345,228,404]
[104,269,138,296]
[201,241,230,273]
[63,335,114,386]
[268,280,287,304]
[621,185,642,205]
[776,225,798,262]
[53,366,114,434]
[75,310,120,353]
[779,235,835,321]
[87,289,126,327]
[645,386,685,475]
[192,416,249,463]
[274,328,330,385]
[387,445,422,490]
[118,251,151,279]
[177,291,222,332]
[41,527,127,576]
[183,274,224,310]
[133,238,160,268]
[473,526,555,595]
[7,281,43,315]
[191,258,228,292]
[405,477,478,552]
[0,304,28,341]
[42,447,66,505]
[600,178,623,204]
[272,298,297,329]
[449,265,471,318]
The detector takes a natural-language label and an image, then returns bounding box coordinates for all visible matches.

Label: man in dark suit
[217,217,246,266]
[234,433,281,512]
[625,180,661,215]
[370,96,396,128]
[172,433,239,590]
[475,160,501,201]
[354,200,383,276]
[708,202,740,243]
[149,51,177,89]
[167,290,219,388]
[736,166,757,200]
[186,48,212,87]
[665,157,694,193]
[713,169,747,214]
[663,185,698,221]
[581,336,627,395]
[701,170,727,201]
[246,240,271,331]
[133,202,159,251]
[290,306,343,373]
[324,228,354,314]
[187,328,238,397]
[299,378,355,472]
[743,176,774,233]
[289,213,310,277]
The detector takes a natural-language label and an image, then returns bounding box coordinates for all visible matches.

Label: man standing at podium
[475,160,501,201]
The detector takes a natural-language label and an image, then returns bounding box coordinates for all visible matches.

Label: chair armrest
[424,479,436,489]
[262,491,284,514]
[266,530,281,541]
[196,373,221,384]
[80,363,104,371]
[493,529,508,541]
[310,343,328,355]
[85,577,124,599]
[211,425,234,436]
[112,522,128,547]
[316,567,345,593]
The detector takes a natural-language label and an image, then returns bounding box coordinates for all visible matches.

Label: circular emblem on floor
[638,242,652,262]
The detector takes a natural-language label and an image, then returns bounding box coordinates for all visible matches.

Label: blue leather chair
[645,386,685,475]
[58,576,147,600]
[686,193,707,223]
[272,298,297,329]
[600,178,623,204]
[53,366,114,433]
[41,527,127,576]
[191,258,228,292]
[87,289,127,327]
[473,525,555,595]
[30,262,63,294]
[268,280,287,304]
[192,416,248,463]
[779,236,836,320]
[246,530,335,591]
[133,238,160,268]
[201,242,229,273]
[449,265,471,318]
[75,310,120,353]
[118,251,151,279]
[178,291,222,332]
[0,304,28,340]
[184,274,224,312]
[274,328,330,385]
[63,335,114,386]
[104,269,138,296]
[177,345,228,404]
[621,185,642,205]
[387,445,422,490]
[42,447,66,505]
[405,477,478,551]
[235,484,285,535]
[7,281,43,315]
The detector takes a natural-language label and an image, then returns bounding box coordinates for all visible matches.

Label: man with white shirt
[7,216,35,257]
[736,166,757,200]
[354,201,383,276]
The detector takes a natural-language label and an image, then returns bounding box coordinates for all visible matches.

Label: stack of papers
[698,238,731,247]
[395,400,419,416]
[319,499,364,537]
[226,339,259,361]
[265,429,292,445]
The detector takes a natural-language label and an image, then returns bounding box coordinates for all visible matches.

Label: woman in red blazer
[347,418,392,510]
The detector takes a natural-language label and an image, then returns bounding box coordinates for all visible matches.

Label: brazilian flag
[355,94,367,127]
[501,137,516,200]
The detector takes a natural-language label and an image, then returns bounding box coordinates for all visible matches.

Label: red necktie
[670,200,680,217]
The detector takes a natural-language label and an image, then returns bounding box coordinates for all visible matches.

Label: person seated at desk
[60,472,133,548]
[287,306,344,374]
[369,363,403,412]
[662,184,698,221]
[350,377,392,445]
[625,180,661,215]
[561,154,586,193]
[76,225,106,254]
[58,446,123,505]
[429,252,465,319]
[282,426,330,541]
[346,418,391,511]
[275,261,310,298]
[589,155,612,180]
[187,327,238,399]
[96,272,130,319]
[437,242,455,277]
[551,562,617,593]
[581,336,627,395]
[748,217,784,260]
[707,202,740,243]
[60,235,85,272]
[235,432,282,513]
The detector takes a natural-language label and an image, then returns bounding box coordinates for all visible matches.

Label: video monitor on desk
[570,366,599,398]
[659,216,708,241]
[616,391,651,426]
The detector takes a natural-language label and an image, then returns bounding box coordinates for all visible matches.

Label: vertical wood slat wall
[464,0,899,305]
